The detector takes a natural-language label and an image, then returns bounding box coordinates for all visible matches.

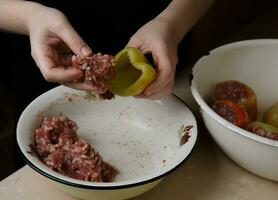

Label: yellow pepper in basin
[108,47,157,96]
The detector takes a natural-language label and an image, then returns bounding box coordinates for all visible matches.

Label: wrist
[24,2,49,35]
[155,0,214,45]
[2,1,46,35]
[154,14,186,46]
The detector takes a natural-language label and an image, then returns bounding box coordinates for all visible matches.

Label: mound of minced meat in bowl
[29,116,118,182]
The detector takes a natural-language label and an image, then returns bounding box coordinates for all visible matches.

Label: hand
[127,17,179,99]
[27,6,94,90]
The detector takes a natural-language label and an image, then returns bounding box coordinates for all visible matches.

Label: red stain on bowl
[179,125,193,146]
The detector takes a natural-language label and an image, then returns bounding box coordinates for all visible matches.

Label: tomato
[214,80,257,121]
[212,99,249,128]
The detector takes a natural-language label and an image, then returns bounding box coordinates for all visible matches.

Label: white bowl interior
[17,86,197,187]
[191,39,278,144]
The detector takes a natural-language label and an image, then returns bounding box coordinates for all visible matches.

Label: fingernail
[81,46,92,57]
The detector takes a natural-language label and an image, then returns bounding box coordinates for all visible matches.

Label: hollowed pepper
[108,47,157,96]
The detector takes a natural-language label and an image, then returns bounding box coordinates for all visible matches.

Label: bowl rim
[16,87,198,190]
[190,39,278,148]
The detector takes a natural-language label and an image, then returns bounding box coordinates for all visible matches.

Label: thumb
[55,18,92,57]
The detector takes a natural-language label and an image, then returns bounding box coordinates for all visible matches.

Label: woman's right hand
[26,5,94,90]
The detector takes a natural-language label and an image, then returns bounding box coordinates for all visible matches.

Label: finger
[126,37,140,48]
[32,43,82,83]
[135,47,159,68]
[143,80,174,100]
[32,54,78,83]
[49,47,73,67]
[135,81,174,100]
[41,64,83,83]
[150,51,158,67]
[58,53,73,66]
[144,49,176,96]
[54,19,92,57]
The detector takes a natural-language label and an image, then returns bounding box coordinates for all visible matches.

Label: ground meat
[246,126,278,141]
[215,80,249,103]
[30,116,118,182]
[212,101,238,124]
[72,53,115,99]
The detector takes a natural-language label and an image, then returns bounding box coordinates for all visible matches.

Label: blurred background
[1,0,278,180]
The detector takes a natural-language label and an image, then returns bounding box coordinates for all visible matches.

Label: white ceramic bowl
[17,86,197,200]
[191,39,278,181]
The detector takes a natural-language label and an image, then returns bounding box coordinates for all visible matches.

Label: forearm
[157,0,215,43]
[0,0,44,35]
